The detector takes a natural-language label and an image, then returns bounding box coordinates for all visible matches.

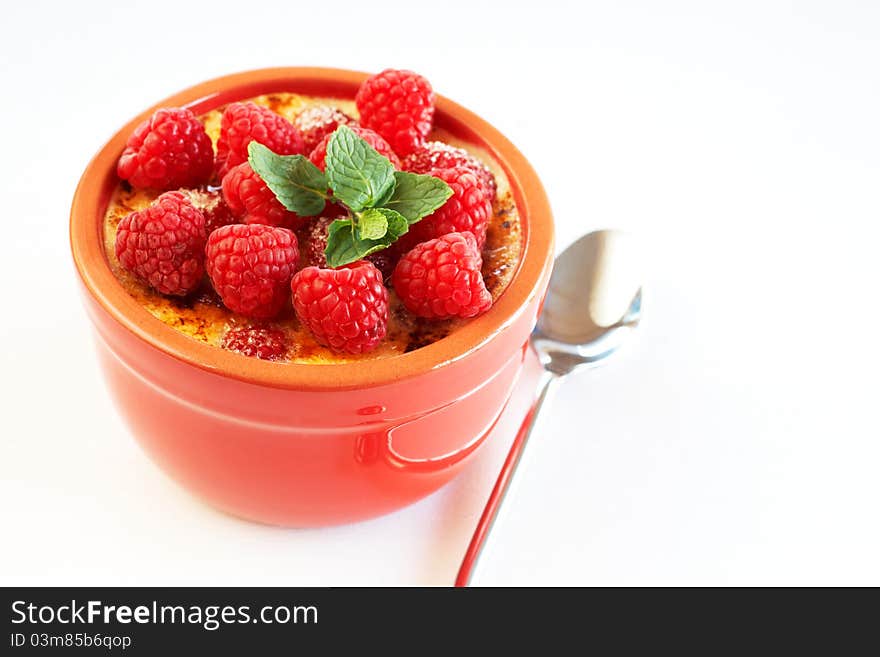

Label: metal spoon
[455,229,643,586]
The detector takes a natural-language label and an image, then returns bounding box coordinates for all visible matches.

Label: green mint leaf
[373,177,397,208]
[325,209,409,268]
[325,125,396,212]
[356,208,389,240]
[247,142,328,217]
[383,170,453,224]
[371,207,409,237]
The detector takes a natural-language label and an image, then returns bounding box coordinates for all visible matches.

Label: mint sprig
[325,209,410,267]
[249,123,453,268]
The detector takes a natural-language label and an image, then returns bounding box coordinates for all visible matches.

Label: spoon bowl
[534,230,642,375]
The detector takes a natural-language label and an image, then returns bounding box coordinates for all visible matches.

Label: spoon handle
[455,369,561,586]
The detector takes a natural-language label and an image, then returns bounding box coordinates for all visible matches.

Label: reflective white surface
[1,0,879,585]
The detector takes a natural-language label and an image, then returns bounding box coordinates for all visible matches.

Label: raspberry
[205,224,299,319]
[403,141,497,200]
[300,216,399,281]
[221,326,287,361]
[291,261,389,354]
[300,216,336,268]
[221,162,305,229]
[308,125,401,170]
[117,108,213,190]
[355,69,434,156]
[392,232,492,319]
[115,191,207,296]
[215,102,305,178]
[180,188,236,233]
[406,166,492,249]
[294,105,356,153]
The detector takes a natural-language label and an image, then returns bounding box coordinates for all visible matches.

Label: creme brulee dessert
[104,69,521,363]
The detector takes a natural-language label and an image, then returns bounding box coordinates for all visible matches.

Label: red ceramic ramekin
[70,68,554,526]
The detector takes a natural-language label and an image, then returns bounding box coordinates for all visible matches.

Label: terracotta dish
[70,68,554,526]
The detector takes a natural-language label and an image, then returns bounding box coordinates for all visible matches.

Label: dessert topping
[205,224,299,319]
[355,69,434,156]
[215,101,305,178]
[393,232,492,319]
[291,260,389,354]
[221,326,288,360]
[115,191,207,296]
[403,141,497,201]
[248,125,451,268]
[117,108,213,190]
[403,166,492,250]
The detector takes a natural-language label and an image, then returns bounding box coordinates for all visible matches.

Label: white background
[1,0,878,586]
